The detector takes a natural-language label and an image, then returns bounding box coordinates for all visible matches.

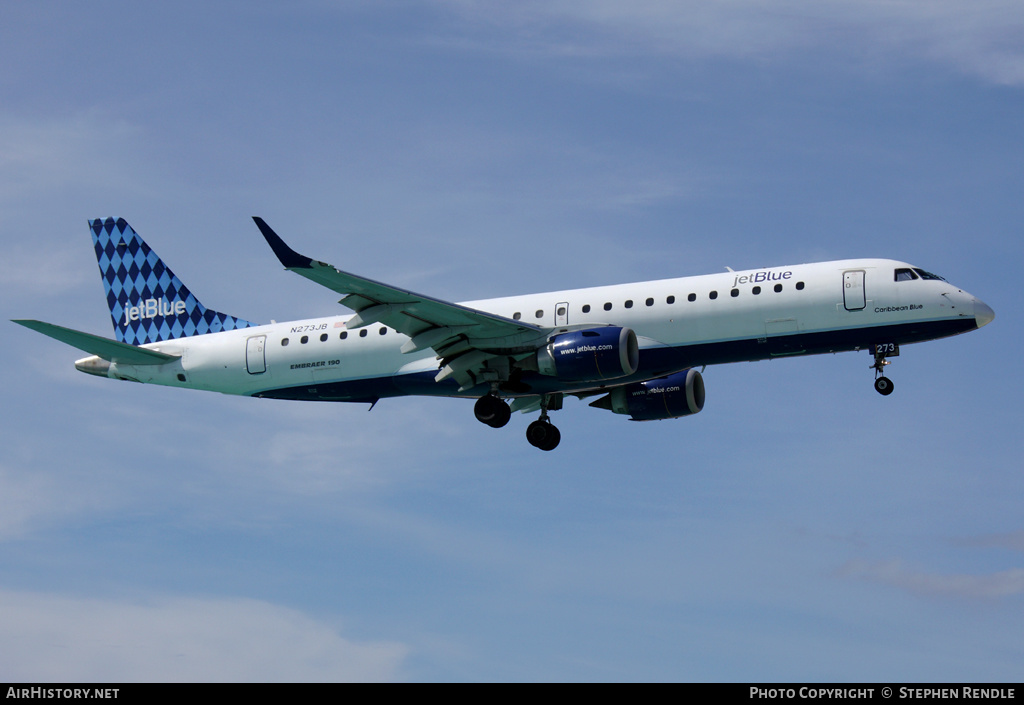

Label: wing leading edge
[252,218,552,389]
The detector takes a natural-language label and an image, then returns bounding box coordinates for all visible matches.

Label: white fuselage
[86,259,989,402]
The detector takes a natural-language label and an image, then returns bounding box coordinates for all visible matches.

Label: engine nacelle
[536,327,639,382]
[593,368,705,421]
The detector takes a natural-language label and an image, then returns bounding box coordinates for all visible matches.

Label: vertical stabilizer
[91,218,255,345]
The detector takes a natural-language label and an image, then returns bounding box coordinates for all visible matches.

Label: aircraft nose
[974,299,995,329]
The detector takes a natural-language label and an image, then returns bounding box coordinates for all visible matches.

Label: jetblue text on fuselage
[733,270,793,287]
[123,298,187,324]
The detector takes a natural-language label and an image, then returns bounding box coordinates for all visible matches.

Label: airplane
[14,217,994,451]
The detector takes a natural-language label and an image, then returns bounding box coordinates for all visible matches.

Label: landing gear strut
[526,394,562,451]
[871,345,896,396]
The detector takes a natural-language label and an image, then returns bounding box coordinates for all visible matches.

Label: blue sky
[1,1,1022,681]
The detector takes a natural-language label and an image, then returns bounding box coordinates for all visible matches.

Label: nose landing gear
[873,375,894,396]
[871,343,898,396]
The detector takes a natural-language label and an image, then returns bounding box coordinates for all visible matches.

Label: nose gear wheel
[871,347,895,396]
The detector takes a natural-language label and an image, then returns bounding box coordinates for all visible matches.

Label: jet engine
[536,327,639,382]
[590,368,705,421]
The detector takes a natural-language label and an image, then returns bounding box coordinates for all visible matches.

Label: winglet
[252,217,313,269]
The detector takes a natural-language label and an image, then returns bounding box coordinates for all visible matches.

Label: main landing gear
[526,414,561,452]
[474,393,511,428]
[474,392,562,451]
[871,344,897,396]
[524,394,563,451]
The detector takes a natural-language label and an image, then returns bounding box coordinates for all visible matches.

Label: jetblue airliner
[14,218,994,450]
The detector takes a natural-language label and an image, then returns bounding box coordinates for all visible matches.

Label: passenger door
[555,302,569,327]
[246,335,266,374]
[843,270,866,311]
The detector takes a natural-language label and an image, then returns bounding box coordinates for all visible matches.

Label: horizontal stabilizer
[12,320,180,366]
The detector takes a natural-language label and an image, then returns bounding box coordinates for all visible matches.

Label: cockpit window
[894,268,918,282]
[913,268,946,281]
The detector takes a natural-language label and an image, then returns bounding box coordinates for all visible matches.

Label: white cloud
[436,0,1024,85]
[0,591,408,682]
[0,112,148,202]
[839,559,1024,599]
[959,531,1024,552]
[0,465,61,541]
[0,464,116,542]
[0,246,89,296]
[183,395,477,496]
[0,114,141,296]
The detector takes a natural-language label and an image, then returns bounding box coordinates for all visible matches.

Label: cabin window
[604,302,612,311]
[359,329,368,338]
[645,298,654,307]
[730,288,739,298]
[320,333,328,342]
[513,312,522,320]
[774,284,783,293]
[340,331,348,340]
[752,286,761,295]
[796,281,805,290]
[300,335,309,344]
[582,304,591,313]
[535,310,544,319]
[624,300,633,309]
[709,291,718,300]
[687,293,696,302]
[281,338,290,346]
[666,295,675,304]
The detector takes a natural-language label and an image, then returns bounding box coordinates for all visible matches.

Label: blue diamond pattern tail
[90,218,256,345]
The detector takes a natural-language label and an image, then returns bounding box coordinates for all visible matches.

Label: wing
[253,218,552,390]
